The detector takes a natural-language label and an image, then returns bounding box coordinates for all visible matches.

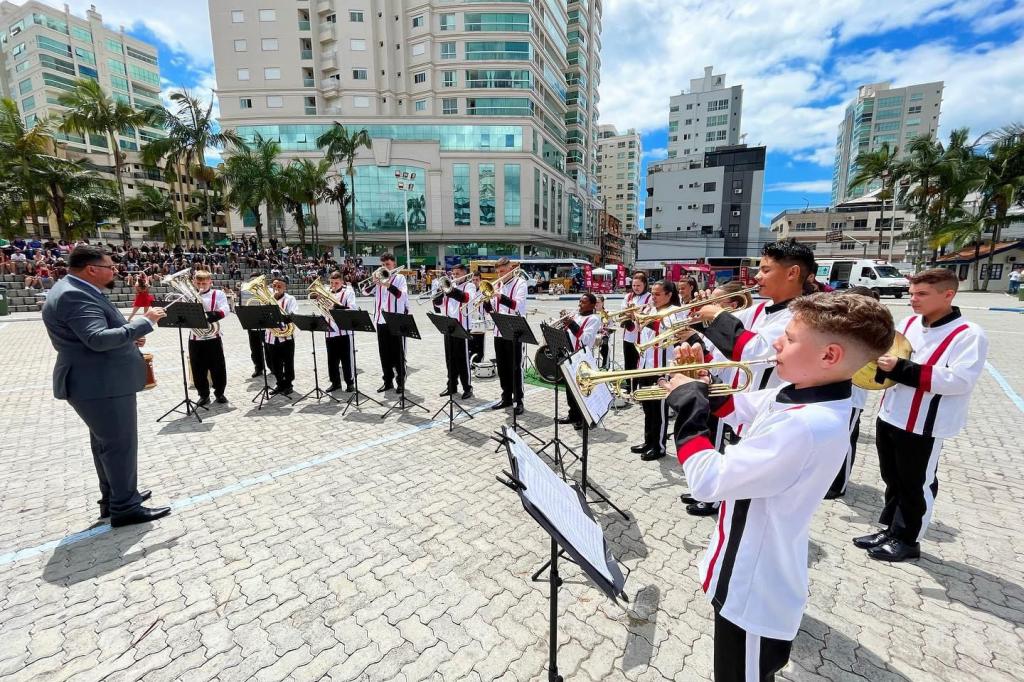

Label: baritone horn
[575,357,777,402]
[853,331,913,390]
[163,268,218,339]
[242,275,295,338]
[307,277,338,324]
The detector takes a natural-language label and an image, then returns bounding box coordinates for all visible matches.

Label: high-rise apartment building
[209,0,604,265]
[830,80,943,205]
[666,65,742,163]
[595,123,640,256]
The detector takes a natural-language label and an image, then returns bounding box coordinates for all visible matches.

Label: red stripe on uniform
[677,435,714,465]
[713,395,735,418]
[905,324,969,432]
[731,330,756,361]
[750,302,767,327]
[702,500,728,593]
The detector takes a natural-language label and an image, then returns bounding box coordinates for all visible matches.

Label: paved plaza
[0,293,1022,681]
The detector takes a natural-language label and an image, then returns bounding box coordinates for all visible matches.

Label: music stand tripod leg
[578,423,629,520]
[547,536,563,682]
[341,342,382,415]
[157,326,206,423]
[296,330,340,405]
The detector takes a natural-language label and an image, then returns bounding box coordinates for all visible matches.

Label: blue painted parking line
[985,362,1024,414]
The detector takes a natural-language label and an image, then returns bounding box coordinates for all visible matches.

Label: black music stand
[495,427,628,682]
[156,301,210,423]
[292,314,339,405]
[427,312,474,432]
[236,305,290,410]
[490,312,542,443]
[331,308,383,416]
[380,311,428,418]
[536,323,580,477]
[560,349,629,520]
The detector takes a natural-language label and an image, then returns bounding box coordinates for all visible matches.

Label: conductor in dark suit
[42,245,172,527]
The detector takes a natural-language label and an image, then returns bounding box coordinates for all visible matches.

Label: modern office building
[595,123,640,259]
[666,65,742,163]
[209,0,604,265]
[831,80,943,205]
[640,145,765,263]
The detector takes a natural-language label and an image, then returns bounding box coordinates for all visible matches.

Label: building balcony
[322,79,341,96]
[319,24,336,42]
[303,77,316,88]
[321,53,337,70]
[298,20,311,31]
[317,0,332,13]
[300,49,313,60]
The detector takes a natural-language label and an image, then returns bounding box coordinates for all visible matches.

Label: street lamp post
[395,170,415,270]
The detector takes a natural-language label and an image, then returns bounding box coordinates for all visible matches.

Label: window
[36,35,71,57]
[454,164,470,225]
[707,114,728,126]
[705,130,727,142]
[71,26,91,42]
[442,97,458,114]
[466,41,530,61]
[40,53,75,76]
[107,58,126,75]
[440,13,455,31]
[231,10,244,23]
[411,15,424,28]
[350,39,366,51]
[126,46,158,65]
[19,95,35,113]
[349,10,363,22]
[440,42,456,59]
[353,95,370,108]
[411,42,426,57]
[479,163,495,224]
[686,103,693,110]
[908,105,922,114]
[234,39,247,52]
[77,65,98,79]
[504,163,521,226]
[702,204,715,213]
[352,68,367,80]
[413,71,427,84]
[442,71,455,87]
[128,63,159,86]
[980,263,1003,281]
[261,38,278,51]
[840,242,856,251]
[240,98,253,109]
[18,78,32,95]
[258,9,276,21]
[910,92,924,101]
[11,42,26,58]
[266,96,283,108]
[264,67,281,80]
[703,181,716,192]
[707,98,729,111]
[237,68,250,81]
[464,12,531,32]
[415,99,427,111]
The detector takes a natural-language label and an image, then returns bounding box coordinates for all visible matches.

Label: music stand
[292,314,339,405]
[380,311,428,418]
[236,305,290,410]
[495,427,627,682]
[490,312,542,443]
[560,349,629,520]
[536,323,580,477]
[156,301,210,423]
[427,312,473,432]
[331,308,383,416]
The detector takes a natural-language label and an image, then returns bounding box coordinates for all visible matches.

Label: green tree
[976,124,1024,290]
[849,142,902,258]
[0,98,54,235]
[320,177,351,248]
[280,158,330,249]
[30,157,107,241]
[65,186,120,240]
[316,123,370,254]
[222,133,282,246]
[125,184,183,243]
[57,78,159,245]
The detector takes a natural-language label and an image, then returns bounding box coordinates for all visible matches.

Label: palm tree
[407,194,427,228]
[31,157,105,241]
[316,123,370,254]
[849,142,901,258]
[975,126,1024,290]
[279,158,330,249]
[221,133,282,247]
[320,177,351,247]
[0,98,54,235]
[65,186,120,241]
[931,205,989,290]
[125,184,183,243]
[57,78,159,245]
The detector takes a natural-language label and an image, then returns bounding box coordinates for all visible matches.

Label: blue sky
[48,0,1024,227]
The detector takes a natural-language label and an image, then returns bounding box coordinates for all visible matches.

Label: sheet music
[560,349,613,428]
[506,430,614,584]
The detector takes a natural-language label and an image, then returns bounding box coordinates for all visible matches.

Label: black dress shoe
[867,538,920,562]
[824,489,844,500]
[557,416,576,425]
[852,530,890,550]
[215,394,228,404]
[345,384,355,393]
[325,384,342,393]
[630,444,648,454]
[110,505,171,528]
[572,421,584,430]
[513,404,524,416]
[687,501,720,517]
[99,490,151,518]
[491,401,512,410]
[377,384,393,393]
[461,388,474,400]
[640,448,666,461]
[251,370,263,378]
[196,396,211,407]
[440,388,455,397]
[680,494,697,505]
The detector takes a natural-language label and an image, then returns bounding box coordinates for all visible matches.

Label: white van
[816,259,910,298]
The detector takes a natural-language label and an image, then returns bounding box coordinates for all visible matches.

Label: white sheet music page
[561,349,613,427]
[506,430,613,584]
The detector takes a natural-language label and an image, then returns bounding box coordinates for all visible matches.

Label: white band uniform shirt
[326,285,358,338]
[372,272,409,389]
[490,278,527,338]
[568,312,601,352]
[443,281,477,330]
[265,293,298,344]
[620,291,653,344]
[372,273,409,324]
[191,288,230,340]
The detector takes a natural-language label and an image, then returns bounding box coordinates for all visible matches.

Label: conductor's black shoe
[491,401,512,410]
[686,501,719,517]
[824,489,844,500]
[440,388,455,397]
[680,494,697,505]
[376,384,393,393]
[514,403,525,416]
[325,384,341,393]
[852,530,890,550]
[557,416,576,425]
[251,370,263,378]
[215,394,228,404]
[630,443,648,454]
[867,538,920,562]
[461,388,474,400]
[196,396,211,407]
[99,490,151,519]
[110,505,171,528]
[640,448,666,462]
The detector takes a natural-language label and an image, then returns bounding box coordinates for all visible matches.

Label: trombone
[632,285,759,328]
[415,271,472,304]
[459,267,527,314]
[575,357,777,402]
[609,304,648,324]
[357,266,398,294]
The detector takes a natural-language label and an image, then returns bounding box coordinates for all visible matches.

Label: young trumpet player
[432,262,476,399]
[559,292,602,430]
[483,257,528,416]
[323,271,358,393]
[369,253,409,394]
[662,292,896,681]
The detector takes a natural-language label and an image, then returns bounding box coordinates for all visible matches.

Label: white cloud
[766,180,834,193]
[642,147,667,160]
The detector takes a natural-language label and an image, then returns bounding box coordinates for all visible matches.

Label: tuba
[242,275,296,339]
[163,268,218,339]
[308,277,339,325]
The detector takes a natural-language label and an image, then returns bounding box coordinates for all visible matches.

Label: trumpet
[634,321,699,354]
[544,309,576,329]
[357,266,398,294]
[632,286,759,328]
[460,267,527,314]
[416,271,472,304]
[575,358,777,402]
[610,304,647,324]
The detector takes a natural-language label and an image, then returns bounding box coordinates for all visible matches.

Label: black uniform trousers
[714,609,793,682]
[494,336,524,404]
[828,408,863,497]
[326,334,354,387]
[264,339,295,391]
[622,339,640,371]
[875,417,942,544]
[443,334,472,392]
[566,385,585,424]
[376,323,405,387]
[68,394,144,516]
[469,332,486,363]
[638,376,669,451]
[247,329,265,373]
[188,337,227,399]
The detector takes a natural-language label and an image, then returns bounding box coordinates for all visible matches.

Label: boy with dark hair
[367,253,409,393]
[854,268,988,561]
[663,292,895,681]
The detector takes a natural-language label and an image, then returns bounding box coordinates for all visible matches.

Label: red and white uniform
[568,312,601,352]
[191,287,230,341]
[491,277,527,339]
[620,291,652,344]
[442,281,477,331]
[372,273,408,325]
[703,299,794,393]
[265,293,298,344]
[326,284,358,338]
[638,309,685,369]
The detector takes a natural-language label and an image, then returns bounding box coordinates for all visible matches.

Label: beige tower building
[209,0,604,265]
[595,124,640,264]
[666,66,743,163]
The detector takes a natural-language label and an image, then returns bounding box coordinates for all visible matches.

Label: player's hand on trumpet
[657,343,711,394]
[689,289,723,323]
